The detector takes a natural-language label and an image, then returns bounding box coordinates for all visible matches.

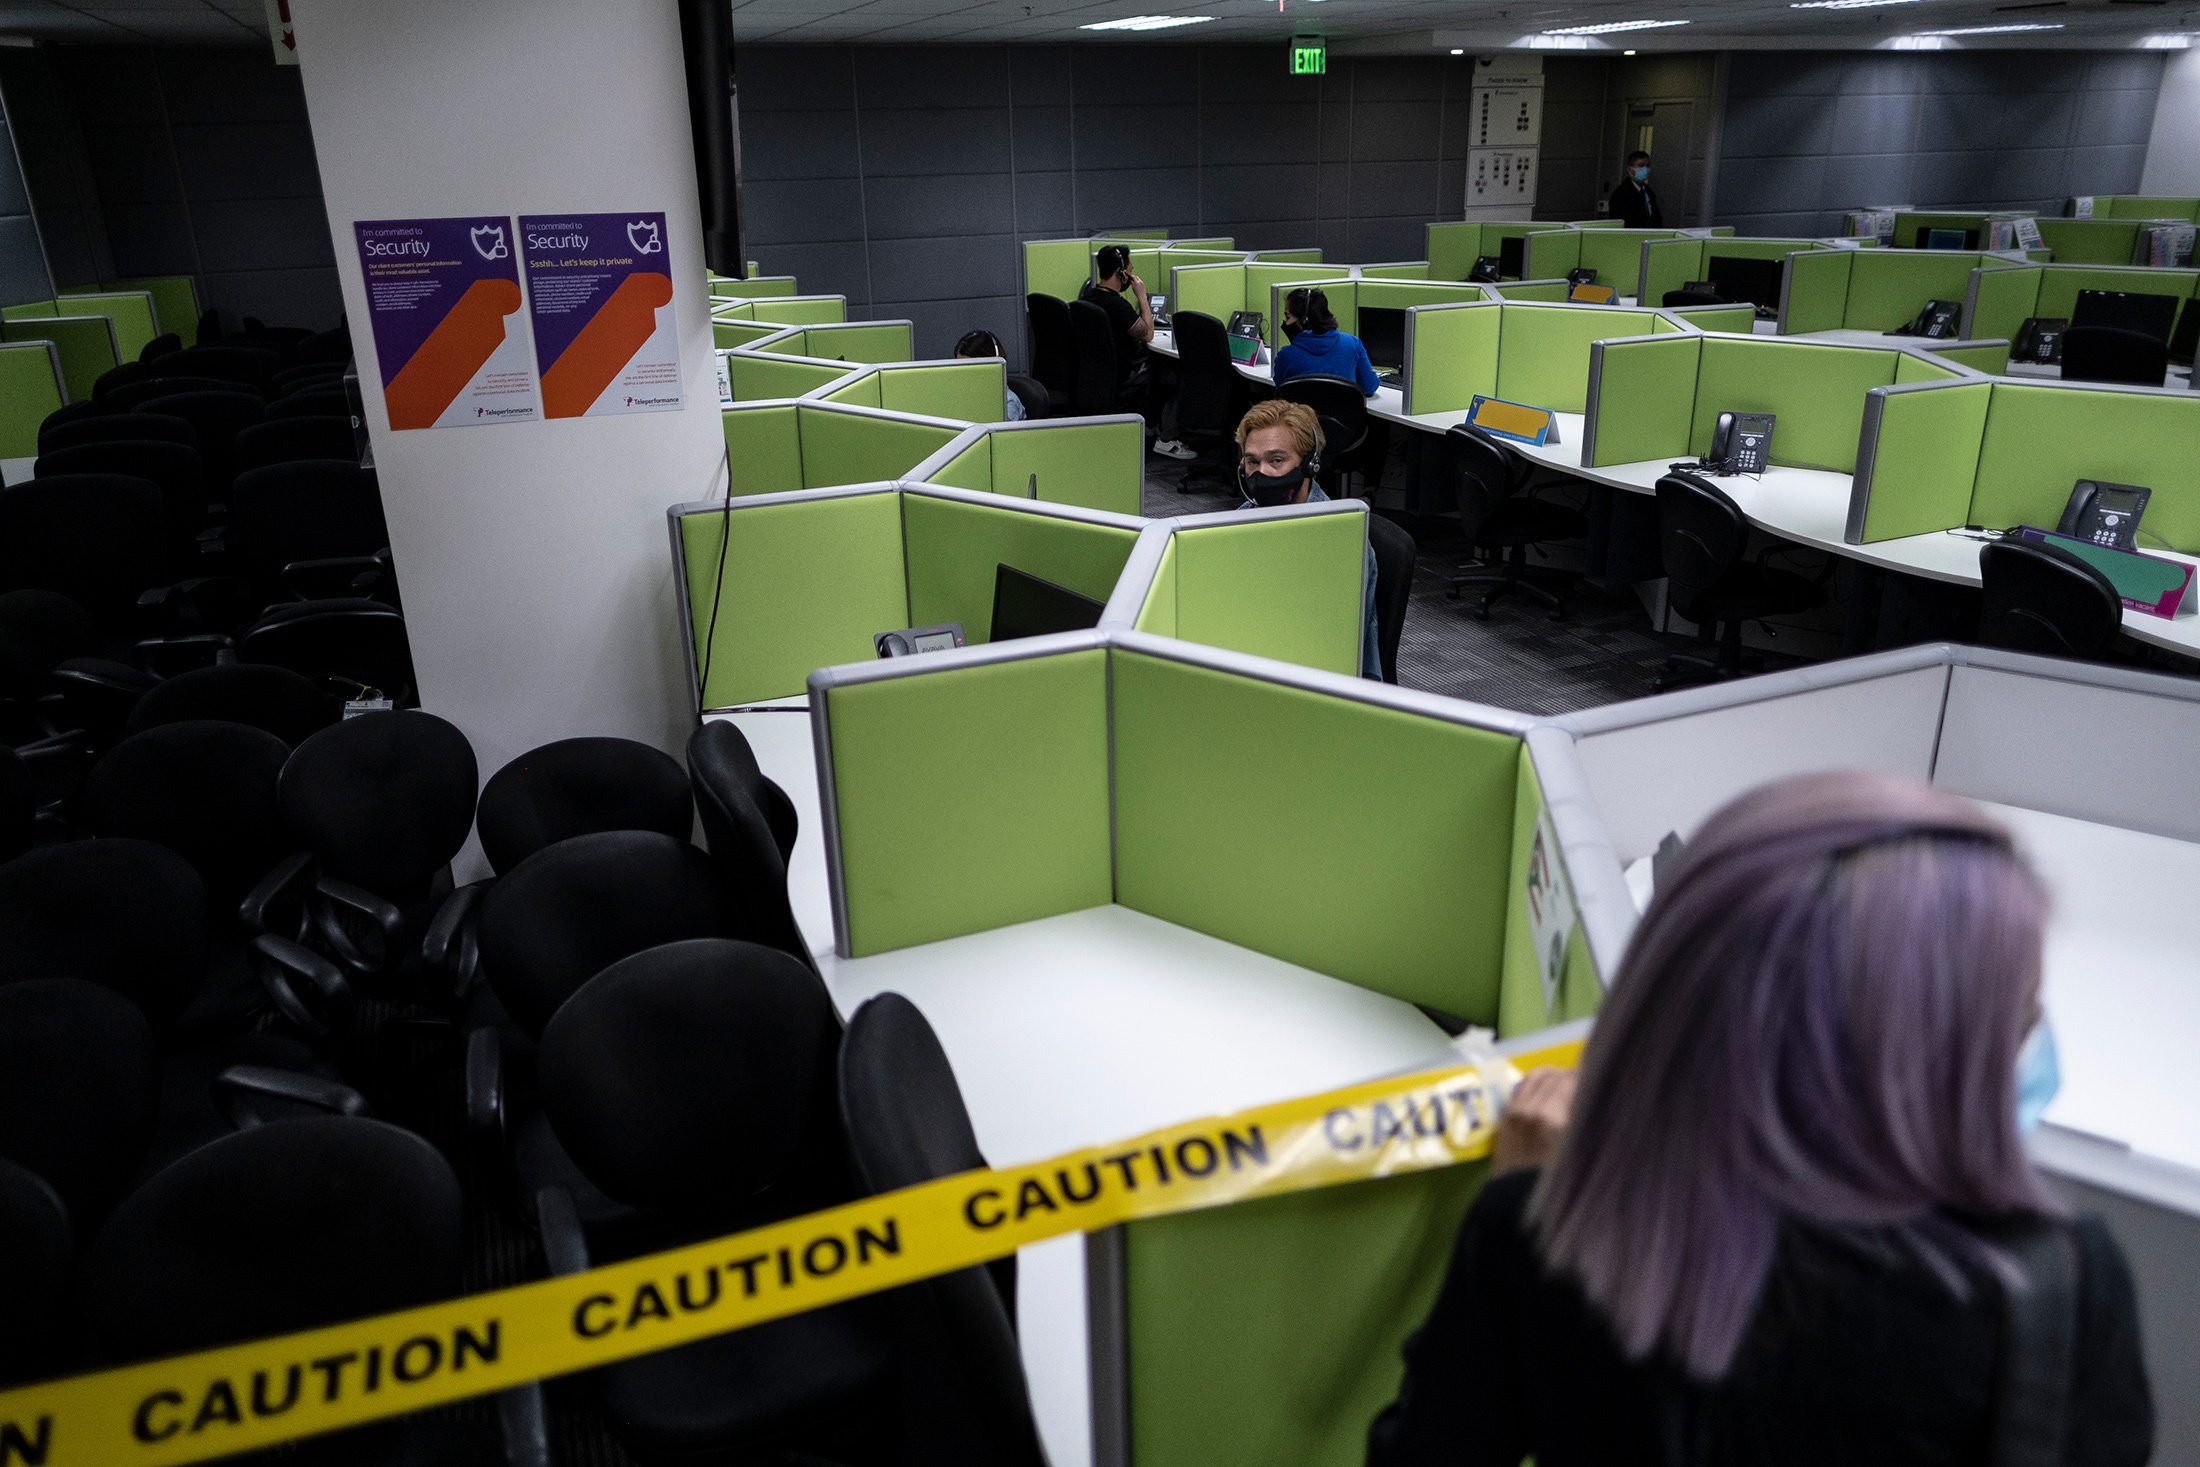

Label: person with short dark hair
[954,328,1024,421]
[1608,151,1662,227]
[1080,245,1193,460]
[1273,288,1379,396]
[1368,771,2155,1467]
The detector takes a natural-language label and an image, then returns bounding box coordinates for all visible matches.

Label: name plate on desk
[1467,395,1560,447]
[1568,283,1619,305]
[2010,526,2198,619]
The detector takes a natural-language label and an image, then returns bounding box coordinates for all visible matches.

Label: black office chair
[269,388,351,421]
[81,719,294,917]
[92,359,153,402]
[0,746,29,863]
[1977,539,2124,662]
[0,588,99,751]
[81,1115,492,1466]
[0,1156,71,1386]
[1662,288,1724,309]
[164,345,278,389]
[35,400,104,442]
[228,460,389,601]
[103,376,254,414]
[1443,425,1588,620]
[840,992,1049,1466]
[124,662,338,748]
[532,939,894,1465]
[1025,293,1075,416]
[273,362,347,394]
[1005,373,1050,422]
[38,410,195,455]
[234,415,356,472]
[296,325,352,365]
[477,736,694,877]
[1169,310,1251,494]
[137,389,268,497]
[1366,513,1417,685]
[2060,326,2168,387]
[0,978,158,1236]
[138,331,183,365]
[1652,471,1827,689]
[238,598,416,703]
[0,473,167,637]
[1275,375,1371,498]
[35,439,209,568]
[689,718,813,972]
[1068,297,1137,415]
[193,308,222,347]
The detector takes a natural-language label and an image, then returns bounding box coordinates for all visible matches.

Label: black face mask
[1242,462,1308,506]
[1283,320,1302,342]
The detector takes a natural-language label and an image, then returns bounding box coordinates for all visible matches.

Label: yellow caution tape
[0,1037,1581,1466]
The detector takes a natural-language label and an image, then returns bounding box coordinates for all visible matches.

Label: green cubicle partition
[2085,196,2200,223]
[0,314,119,402]
[1171,237,1235,250]
[1847,377,2200,549]
[669,483,1145,709]
[1128,503,1368,679]
[1887,211,2029,251]
[1025,237,1158,302]
[2034,218,2153,266]
[1244,263,1351,346]
[1425,220,1538,282]
[713,319,784,350]
[67,290,161,362]
[1637,236,1842,309]
[811,358,1007,423]
[1356,261,1429,281]
[802,628,1610,1466]
[748,320,914,364]
[1781,247,2017,334]
[1583,332,1972,473]
[1251,249,1322,265]
[0,340,67,453]
[62,276,197,338]
[909,415,1145,516]
[713,295,848,325]
[1400,299,1693,418]
[721,349,853,402]
[718,399,966,499]
[1962,262,2200,344]
[1157,247,1248,279]
[1168,263,1248,327]
[1260,278,1491,349]
[1524,227,1726,290]
[709,274,800,299]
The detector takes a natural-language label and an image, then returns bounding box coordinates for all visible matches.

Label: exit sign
[1290,38,1325,74]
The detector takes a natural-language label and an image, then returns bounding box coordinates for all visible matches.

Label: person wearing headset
[1367,770,2154,1467]
[1081,245,1194,460]
[954,328,1025,421]
[1273,287,1379,396]
[1607,151,1663,228]
[1235,399,1382,679]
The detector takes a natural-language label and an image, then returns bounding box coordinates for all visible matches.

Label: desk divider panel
[1640,237,1831,309]
[814,359,1005,423]
[2034,219,2146,265]
[1357,261,1429,280]
[60,291,157,361]
[1968,384,2200,553]
[709,274,798,298]
[0,301,55,320]
[1850,380,1993,543]
[1170,236,1234,250]
[1838,250,1997,331]
[1026,237,1148,302]
[1168,264,1246,328]
[2097,196,2200,222]
[1494,304,1671,415]
[900,492,1138,642]
[817,370,883,408]
[816,642,1115,956]
[716,294,846,325]
[1357,280,1487,313]
[1143,506,1367,677]
[2032,265,2198,326]
[1964,264,2045,342]
[912,417,1144,516]
[1158,248,1247,277]
[1498,750,1602,1038]
[1252,249,1322,264]
[1246,263,1352,346]
[1779,248,1853,334]
[729,352,850,401]
[721,402,806,495]
[1584,333,1701,467]
[794,404,961,490]
[1691,337,1896,472]
[1523,228,1582,281]
[1927,340,2008,375]
[1401,301,1500,417]
[674,487,908,708]
[82,275,197,335]
[1426,220,1537,281]
[1571,229,1680,289]
[1130,534,1179,638]
[1894,352,1963,383]
[0,316,117,402]
[1489,279,1570,303]
[714,320,783,349]
[755,321,914,364]
[1663,303,1755,334]
[0,341,65,451]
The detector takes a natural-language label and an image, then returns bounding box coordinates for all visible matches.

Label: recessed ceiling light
[2141,30,2195,43]
[1792,0,1927,9]
[1915,19,2063,28]
[1078,13,1216,28]
[1450,46,1465,52]
[1542,16,1689,31]
[1890,32,1949,43]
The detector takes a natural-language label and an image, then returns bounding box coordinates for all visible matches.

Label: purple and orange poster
[518,212,683,419]
[353,216,538,430]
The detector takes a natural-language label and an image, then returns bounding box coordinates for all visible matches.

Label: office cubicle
[713,294,848,324]
[61,275,197,338]
[1523,226,1733,291]
[1021,235,1238,303]
[1256,277,1491,352]
[746,319,915,364]
[804,627,1623,1466]
[1781,247,2030,334]
[908,415,1146,515]
[1888,210,2040,254]
[2034,218,2159,266]
[1582,331,1979,473]
[805,357,1008,424]
[1962,262,2200,345]
[0,339,67,454]
[2080,195,2200,224]
[1844,375,2200,550]
[709,273,800,299]
[718,399,970,499]
[720,349,852,402]
[1425,220,1540,282]
[0,312,119,402]
[1399,299,1699,418]
[1637,236,1848,310]
[1536,643,2200,1462]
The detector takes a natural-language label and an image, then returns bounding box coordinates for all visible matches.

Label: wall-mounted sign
[519,211,683,419]
[261,0,296,65]
[1289,36,1326,75]
[352,216,538,431]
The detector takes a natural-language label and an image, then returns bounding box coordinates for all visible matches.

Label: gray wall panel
[0,213,52,308]
[743,177,868,245]
[860,106,1011,176]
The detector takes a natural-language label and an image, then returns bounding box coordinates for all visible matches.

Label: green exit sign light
[1290,38,1325,74]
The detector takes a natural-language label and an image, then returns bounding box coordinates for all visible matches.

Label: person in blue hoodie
[1272,288,1379,396]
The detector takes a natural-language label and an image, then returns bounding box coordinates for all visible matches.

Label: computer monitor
[2072,289,2179,344]
[1498,236,1525,279]
[1917,227,1979,250]
[992,564,1105,643]
[1705,255,1782,312]
[2169,301,2200,366]
[1357,306,1408,371]
[1148,292,1169,322]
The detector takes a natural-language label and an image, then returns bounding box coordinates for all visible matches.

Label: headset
[1234,409,1324,501]
[1094,245,1131,286]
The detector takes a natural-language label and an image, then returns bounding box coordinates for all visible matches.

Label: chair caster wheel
[1471,606,1492,622]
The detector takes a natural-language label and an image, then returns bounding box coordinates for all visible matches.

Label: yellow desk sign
[0,1039,1582,1466]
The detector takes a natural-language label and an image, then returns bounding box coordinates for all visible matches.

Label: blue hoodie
[1274,328,1380,396]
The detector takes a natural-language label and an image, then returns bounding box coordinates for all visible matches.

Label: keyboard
[1376,370,1403,388]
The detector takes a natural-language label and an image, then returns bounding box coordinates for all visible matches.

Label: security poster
[519,211,683,419]
[352,216,538,430]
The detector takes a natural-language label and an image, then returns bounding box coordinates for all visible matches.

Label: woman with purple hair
[1368,771,2153,1466]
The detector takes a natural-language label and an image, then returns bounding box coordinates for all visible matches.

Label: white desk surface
[822,903,1456,1467]
[1980,801,2200,1178]
[2,456,35,487]
[706,698,836,961]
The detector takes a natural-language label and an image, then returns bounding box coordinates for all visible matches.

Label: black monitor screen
[2170,301,2200,365]
[1498,236,1525,279]
[2073,289,2179,343]
[1705,255,1782,311]
[1357,306,1408,370]
[1917,227,1979,250]
[992,564,1104,643]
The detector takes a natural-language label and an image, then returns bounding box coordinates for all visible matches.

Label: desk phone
[875,622,965,658]
[2058,480,2150,550]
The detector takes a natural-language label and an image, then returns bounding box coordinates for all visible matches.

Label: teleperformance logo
[474,406,533,420]
[0,1037,1581,1467]
[625,396,681,408]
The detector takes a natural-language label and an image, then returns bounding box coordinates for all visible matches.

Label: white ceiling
[0,0,2190,53]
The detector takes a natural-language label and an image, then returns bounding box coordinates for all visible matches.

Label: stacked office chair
[228,460,391,601]
[1068,298,1138,415]
[532,939,895,1464]
[34,438,209,571]
[0,474,166,639]
[139,389,267,500]
[164,344,278,390]
[1024,293,1075,416]
[272,387,352,421]
[124,662,338,747]
[91,359,153,401]
[234,415,356,471]
[1977,539,2124,663]
[38,409,195,454]
[689,718,812,972]
[297,324,353,365]
[275,361,348,394]
[34,400,103,439]
[1168,310,1250,494]
[1276,376,1372,499]
[1652,470,1828,690]
[476,736,693,877]
[83,720,293,917]
[137,331,183,364]
[104,376,249,414]
[0,978,158,1236]
[238,598,416,703]
[1444,424,1588,621]
[0,1156,70,1385]
[0,747,29,863]
[2059,326,2168,387]
[841,992,1049,1465]
[1366,513,1417,685]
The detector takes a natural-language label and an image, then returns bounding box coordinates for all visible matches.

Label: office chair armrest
[249,933,357,1039]
[1755,542,1840,586]
[132,633,235,678]
[310,876,408,977]
[213,1063,371,1131]
[536,1186,591,1277]
[282,555,385,602]
[136,577,246,635]
[496,1384,552,1467]
[238,851,316,937]
[465,1026,505,1161]
[424,881,489,1001]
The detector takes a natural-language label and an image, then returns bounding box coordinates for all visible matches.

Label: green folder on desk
[1227,334,1261,365]
[2011,527,2197,618]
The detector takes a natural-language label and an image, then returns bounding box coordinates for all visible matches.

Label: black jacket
[1609,180,1663,228]
[1367,1170,2153,1467]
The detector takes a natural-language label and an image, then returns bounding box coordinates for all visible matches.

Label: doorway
[1621,100,1694,226]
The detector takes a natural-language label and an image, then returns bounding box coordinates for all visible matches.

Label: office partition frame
[745,319,917,359]
[905,412,1148,501]
[1958,260,2199,342]
[1399,298,1707,420]
[3,337,71,406]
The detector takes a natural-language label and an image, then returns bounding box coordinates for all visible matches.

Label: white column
[2140,47,2200,196]
[289,0,723,793]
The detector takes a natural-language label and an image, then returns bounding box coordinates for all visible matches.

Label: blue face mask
[1633,166,1650,183]
[2015,1019,2060,1134]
